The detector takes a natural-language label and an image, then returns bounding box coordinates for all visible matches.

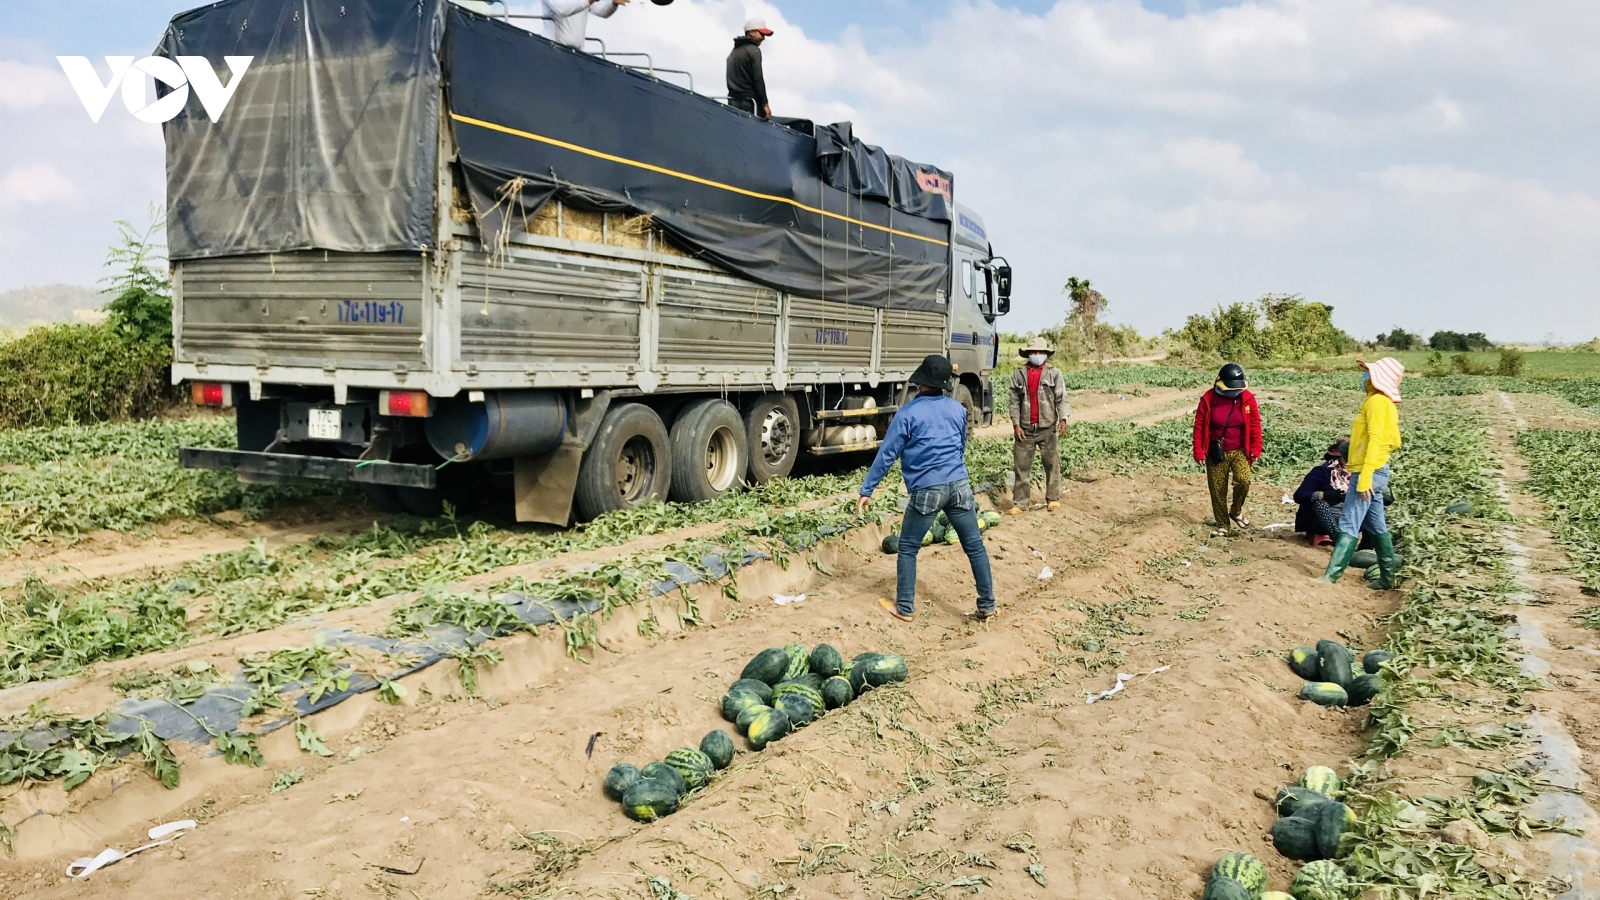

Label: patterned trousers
[1205,449,1252,525]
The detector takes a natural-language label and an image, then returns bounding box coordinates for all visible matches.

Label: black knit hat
[908,354,953,392]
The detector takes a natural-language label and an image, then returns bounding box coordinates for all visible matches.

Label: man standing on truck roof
[542,0,630,51]
[857,355,998,623]
[726,18,773,120]
[1008,336,1069,513]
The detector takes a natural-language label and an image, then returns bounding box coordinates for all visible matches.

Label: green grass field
[1284,349,1600,379]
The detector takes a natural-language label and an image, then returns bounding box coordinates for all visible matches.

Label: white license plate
[307,408,343,441]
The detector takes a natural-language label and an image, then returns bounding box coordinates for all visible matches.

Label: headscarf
[1325,439,1351,492]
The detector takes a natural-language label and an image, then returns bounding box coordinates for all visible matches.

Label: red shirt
[1026,364,1042,425]
[1209,393,1245,452]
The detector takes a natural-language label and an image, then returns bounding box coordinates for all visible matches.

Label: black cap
[1217,363,1247,390]
[908,354,953,392]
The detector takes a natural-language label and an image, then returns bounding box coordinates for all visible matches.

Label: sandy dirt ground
[3,456,1397,899]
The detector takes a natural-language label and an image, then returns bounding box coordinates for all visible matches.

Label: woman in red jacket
[1193,363,1264,529]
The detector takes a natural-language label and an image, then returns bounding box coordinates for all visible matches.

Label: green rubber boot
[1315,532,1359,584]
[1371,531,1401,589]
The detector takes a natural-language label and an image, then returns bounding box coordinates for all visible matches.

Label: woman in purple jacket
[1293,440,1350,547]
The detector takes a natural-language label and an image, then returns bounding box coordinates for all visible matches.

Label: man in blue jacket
[857,355,997,622]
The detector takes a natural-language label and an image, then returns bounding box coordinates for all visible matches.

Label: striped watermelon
[1210,852,1266,897]
[772,682,826,714]
[1298,766,1342,797]
[783,644,810,680]
[664,748,714,791]
[1289,860,1350,900]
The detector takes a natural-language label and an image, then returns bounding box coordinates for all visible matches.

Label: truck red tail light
[379,390,430,417]
[191,382,233,408]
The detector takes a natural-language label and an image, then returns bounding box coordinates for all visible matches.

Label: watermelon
[809,644,843,677]
[1289,860,1351,900]
[741,648,789,685]
[1210,852,1266,896]
[640,762,686,797]
[665,748,714,791]
[721,688,766,722]
[1287,647,1321,681]
[1299,766,1342,797]
[621,779,679,822]
[848,653,882,694]
[881,533,899,554]
[1204,877,1253,900]
[1270,815,1319,861]
[981,510,1003,527]
[773,682,826,714]
[920,530,933,547]
[1275,786,1328,818]
[1315,640,1354,688]
[775,691,817,727]
[1299,683,1348,707]
[943,528,959,545]
[859,653,909,688]
[1305,800,1356,859]
[746,706,791,750]
[785,672,826,692]
[930,522,947,543]
[1262,894,1296,900]
[603,763,640,801]
[735,704,770,736]
[1350,549,1377,570]
[782,644,810,680]
[822,675,853,709]
[730,678,774,705]
[1346,673,1382,706]
[935,510,949,527]
[1362,650,1395,674]
[700,730,735,770]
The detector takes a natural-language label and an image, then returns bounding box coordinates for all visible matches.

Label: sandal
[877,598,914,622]
[971,608,998,621]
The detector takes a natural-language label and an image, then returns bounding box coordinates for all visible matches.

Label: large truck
[163,0,1011,525]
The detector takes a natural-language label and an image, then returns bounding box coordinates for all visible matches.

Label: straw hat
[1360,358,1405,402]
[1018,336,1055,357]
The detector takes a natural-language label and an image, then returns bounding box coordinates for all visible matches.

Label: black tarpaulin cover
[160,0,447,260]
[446,9,954,311]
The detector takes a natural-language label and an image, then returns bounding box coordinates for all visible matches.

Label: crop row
[1516,428,1600,596]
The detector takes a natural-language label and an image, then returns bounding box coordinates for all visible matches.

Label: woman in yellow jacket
[1318,358,1405,587]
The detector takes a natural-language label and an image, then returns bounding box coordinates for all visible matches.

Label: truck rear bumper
[178,448,438,489]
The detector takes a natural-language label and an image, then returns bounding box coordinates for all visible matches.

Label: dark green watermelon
[700,730,734,770]
[1270,814,1319,861]
[1300,682,1348,707]
[741,648,789,685]
[775,691,816,727]
[746,707,791,750]
[1202,877,1253,900]
[621,779,679,821]
[639,762,686,797]
[1346,673,1383,706]
[721,688,766,722]
[603,763,640,801]
[809,644,843,677]
[1315,640,1354,688]
[730,678,774,705]
[1287,647,1321,680]
[822,675,853,709]
[1308,800,1356,860]
[735,704,770,736]
[1362,650,1396,674]
[1275,785,1328,817]
[861,653,908,687]
[849,653,883,694]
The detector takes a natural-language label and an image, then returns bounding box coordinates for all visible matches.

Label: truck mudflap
[178,448,438,489]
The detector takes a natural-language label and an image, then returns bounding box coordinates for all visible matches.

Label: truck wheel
[575,403,672,520]
[953,383,979,439]
[361,482,407,514]
[744,393,800,484]
[670,399,748,502]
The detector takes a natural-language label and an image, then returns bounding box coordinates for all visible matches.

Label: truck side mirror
[995,265,1012,315]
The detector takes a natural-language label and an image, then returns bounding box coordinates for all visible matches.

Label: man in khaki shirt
[1008,336,1069,512]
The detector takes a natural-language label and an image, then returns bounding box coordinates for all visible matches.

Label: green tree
[102,207,172,346]
[1062,277,1107,334]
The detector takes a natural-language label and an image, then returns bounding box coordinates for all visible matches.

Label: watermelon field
[2,369,1599,899]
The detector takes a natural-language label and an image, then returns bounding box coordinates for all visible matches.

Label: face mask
[1360,372,1371,389]
[1028,354,1047,366]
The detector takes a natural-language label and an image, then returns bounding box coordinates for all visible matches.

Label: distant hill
[0,284,110,328]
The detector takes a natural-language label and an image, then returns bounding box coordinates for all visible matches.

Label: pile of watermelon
[721,643,908,750]
[1202,848,1351,900]
[1286,640,1393,708]
[1202,768,1357,898]
[880,509,1004,552]
[605,729,738,823]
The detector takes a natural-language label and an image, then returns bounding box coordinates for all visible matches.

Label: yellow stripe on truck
[450,113,951,247]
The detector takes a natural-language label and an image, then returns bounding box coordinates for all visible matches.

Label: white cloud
[0,164,76,207]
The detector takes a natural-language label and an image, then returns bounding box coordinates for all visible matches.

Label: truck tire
[744,393,800,484]
[361,482,408,514]
[953,383,979,439]
[669,399,748,502]
[575,403,672,520]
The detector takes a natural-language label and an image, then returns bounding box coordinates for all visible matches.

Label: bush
[0,211,177,430]
[1429,330,1493,352]
[1375,327,1422,351]
[1497,347,1526,377]
[1171,294,1356,362]
[1452,353,1491,376]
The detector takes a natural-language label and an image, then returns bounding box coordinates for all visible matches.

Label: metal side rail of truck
[162,0,1011,525]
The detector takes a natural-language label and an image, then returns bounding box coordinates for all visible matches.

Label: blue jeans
[1339,466,1390,537]
[896,479,995,616]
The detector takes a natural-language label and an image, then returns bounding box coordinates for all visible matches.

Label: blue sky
[3,0,1598,342]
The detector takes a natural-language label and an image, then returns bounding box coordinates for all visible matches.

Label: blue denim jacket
[860,393,969,496]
